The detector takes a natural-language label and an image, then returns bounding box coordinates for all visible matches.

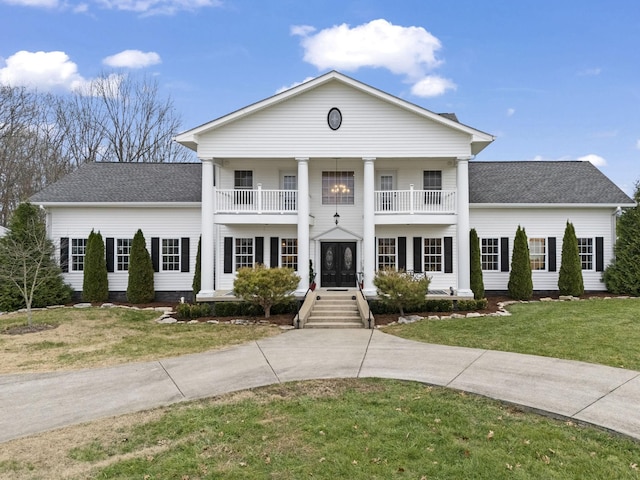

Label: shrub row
[370,297,488,315]
[175,302,211,320]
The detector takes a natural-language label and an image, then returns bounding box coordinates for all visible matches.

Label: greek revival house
[31,71,634,301]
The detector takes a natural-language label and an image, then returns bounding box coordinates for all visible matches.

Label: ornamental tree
[470,228,485,300]
[82,230,109,302]
[192,236,201,299]
[508,225,533,300]
[558,221,584,296]
[0,203,71,323]
[373,268,430,316]
[127,229,155,304]
[233,265,300,318]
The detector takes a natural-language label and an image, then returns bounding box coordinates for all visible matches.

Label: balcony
[214,186,300,225]
[374,188,456,225]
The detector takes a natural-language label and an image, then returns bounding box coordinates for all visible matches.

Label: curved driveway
[1,329,639,443]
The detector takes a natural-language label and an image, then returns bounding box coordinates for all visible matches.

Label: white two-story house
[31,71,634,302]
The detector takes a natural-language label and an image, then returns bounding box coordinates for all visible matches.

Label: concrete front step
[304,290,364,328]
[305,321,364,329]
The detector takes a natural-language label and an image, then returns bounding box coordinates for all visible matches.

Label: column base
[196,290,216,302]
[454,288,474,298]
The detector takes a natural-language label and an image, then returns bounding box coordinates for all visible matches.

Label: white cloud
[578,154,607,167]
[410,75,456,97]
[506,108,515,117]
[276,76,315,94]
[98,0,221,15]
[103,50,161,68]
[636,139,640,150]
[0,50,88,91]
[292,18,455,98]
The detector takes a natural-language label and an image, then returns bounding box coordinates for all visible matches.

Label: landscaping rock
[466,312,482,318]
[100,303,115,308]
[398,315,423,324]
[156,317,177,324]
[73,303,92,309]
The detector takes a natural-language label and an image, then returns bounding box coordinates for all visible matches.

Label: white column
[362,157,376,295]
[456,157,473,297]
[296,157,310,294]
[197,157,215,301]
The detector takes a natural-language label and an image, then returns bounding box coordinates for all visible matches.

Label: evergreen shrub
[82,230,109,303]
[508,226,533,300]
[127,229,155,304]
[558,221,584,296]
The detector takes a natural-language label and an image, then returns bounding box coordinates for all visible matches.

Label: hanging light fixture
[333,158,340,224]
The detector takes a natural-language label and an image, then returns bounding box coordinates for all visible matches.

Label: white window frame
[377,238,396,270]
[529,238,546,271]
[162,238,180,272]
[280,238,298,270]
[235,238,254,270]
[116,238,132,271]
[481,238,499,271]
[423,237,442,272]
[322,171,355,205]
[71,238,87,272]
[578,237,594,271]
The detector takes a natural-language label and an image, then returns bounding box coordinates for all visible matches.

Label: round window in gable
[327,107,342,130]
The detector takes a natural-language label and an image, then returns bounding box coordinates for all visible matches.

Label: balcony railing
[214,186,455,215]
[216,186,297,214]
[374,188,456,214]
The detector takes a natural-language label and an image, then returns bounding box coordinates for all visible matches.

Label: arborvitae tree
[469,228,484,300]
[0,202,71,320]
[82,230,109,303]
[558,221,584,296]
[603,182,640,295]
[508,225,533,300]
[127,229,155,304]
[192,236,201,299]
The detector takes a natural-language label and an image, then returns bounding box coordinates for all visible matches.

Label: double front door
[320,242,357,288]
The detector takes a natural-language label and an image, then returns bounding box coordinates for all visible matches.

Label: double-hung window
[481,238,499,271]
[117,238,132,271]
[578,238,594,270]
[423,238,442,272]
[235,238,254,269]
[162,239,180,271]
[71,238,87,271]
[280,238,298,270]
[529,238,546,270]
[377,238,396,270]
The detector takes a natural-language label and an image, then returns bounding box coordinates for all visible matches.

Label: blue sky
[1,0,639,195]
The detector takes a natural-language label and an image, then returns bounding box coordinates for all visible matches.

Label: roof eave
[470,202,637,208]
[34,202,201,208]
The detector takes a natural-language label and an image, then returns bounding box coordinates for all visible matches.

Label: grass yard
[0,379,638,480]
[0,307,282,373]
[383,298,640,370]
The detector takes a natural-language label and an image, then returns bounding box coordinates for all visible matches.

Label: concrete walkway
[1,329,639,443]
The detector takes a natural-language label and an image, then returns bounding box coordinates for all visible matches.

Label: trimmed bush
[127,229,155,304]
[508,226,533,300]
[558,221,584,296]
[175,302,211,320]
[192,236,201,297]
[82,230,109,303]
[233,265,300,318]
[373,269,430,316]
[470,228,485,300]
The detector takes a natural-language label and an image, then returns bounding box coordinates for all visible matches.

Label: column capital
[456,156,473,163]
[362,156,377,162]
[198,156,214,163]
[295,157,309,163]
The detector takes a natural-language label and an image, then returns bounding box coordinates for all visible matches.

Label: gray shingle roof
[30,160,633,206]
[469,161,634,205]
[30,162,202,203]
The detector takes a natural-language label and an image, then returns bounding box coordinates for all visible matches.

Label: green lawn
[383,298,640,370]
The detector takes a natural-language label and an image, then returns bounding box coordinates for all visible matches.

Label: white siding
[48,206,201,294]
[199,82,472,159]
[471,207,616,291]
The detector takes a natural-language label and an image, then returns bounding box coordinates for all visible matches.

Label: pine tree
[469,228,484,300]
[558,221,584,296]
[82,230,109,302]
[508,225,533,300]
[127,229,155,303]
[0,203,71,319]
[603,182,640,295]
[192,236,201,300]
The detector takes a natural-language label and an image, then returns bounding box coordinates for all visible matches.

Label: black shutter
[224,237,233,273]
[444,237,453,273]
[255,237,264,265]
[398,237,406,270]
[60,237,69,273]
[413,237,423,273]
[106,237,114,272]
[596,237,604,272]
[151,237,160,273]
[181,237,190,272]
[548,237,556,272]
[500,237,510,272]
[270,237,279,267]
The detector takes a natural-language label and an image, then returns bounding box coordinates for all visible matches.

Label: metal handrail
[357,279,374,329]
[293,287,312,329]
